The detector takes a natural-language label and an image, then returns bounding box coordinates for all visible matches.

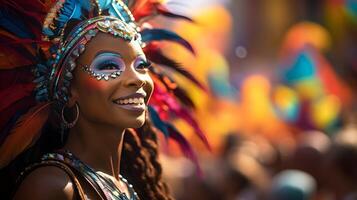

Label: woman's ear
[68,86,78,107]
[67,62,82,107]
[68,84,79,107]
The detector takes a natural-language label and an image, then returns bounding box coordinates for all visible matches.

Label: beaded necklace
[42,150,139,200]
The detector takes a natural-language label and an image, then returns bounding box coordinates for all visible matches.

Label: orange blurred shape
[239,75,286,138]
[280,21,332,56]
[240,75,273,122]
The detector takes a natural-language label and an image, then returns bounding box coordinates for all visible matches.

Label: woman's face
[69,32,153,129]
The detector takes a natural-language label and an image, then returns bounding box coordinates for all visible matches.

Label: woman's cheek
[82,75,108,92]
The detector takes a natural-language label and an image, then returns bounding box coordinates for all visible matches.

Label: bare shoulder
[13,165,76,200]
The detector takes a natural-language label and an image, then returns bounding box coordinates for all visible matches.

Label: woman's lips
[113,93,147,112]
[114,103,146,112]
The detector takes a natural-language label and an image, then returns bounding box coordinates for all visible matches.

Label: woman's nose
[122,67,146,88]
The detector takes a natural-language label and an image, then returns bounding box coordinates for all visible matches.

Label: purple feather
[149,68,196,109]
[175,107,211,151]
[153,85,211,150]
[167,123,202,176]
[172,87,196,109]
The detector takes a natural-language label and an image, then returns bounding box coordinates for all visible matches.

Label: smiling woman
[70,33,154,130]
[0,1,207,200]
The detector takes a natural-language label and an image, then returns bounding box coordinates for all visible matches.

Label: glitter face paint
[90,52,125,74]
[82,51,151,81]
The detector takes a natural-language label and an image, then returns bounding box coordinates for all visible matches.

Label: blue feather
[108,1,132,22]
[97,0,112,9]
[146,49,206,90]
[148,106,169,137]
[78,0,92,11]
[122,0,130,6]
[141,29,195,54]
[0,8,34,39]
[51,0,92,37]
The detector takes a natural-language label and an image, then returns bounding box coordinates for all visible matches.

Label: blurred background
[156,0,357,200]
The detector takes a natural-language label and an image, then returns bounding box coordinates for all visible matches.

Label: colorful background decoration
[157,1,357,200]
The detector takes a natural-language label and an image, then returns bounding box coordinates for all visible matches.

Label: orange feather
[0,102,51,168]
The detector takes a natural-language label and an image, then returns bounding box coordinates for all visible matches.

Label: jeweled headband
[35,15,142,104]
[34,0,142,104]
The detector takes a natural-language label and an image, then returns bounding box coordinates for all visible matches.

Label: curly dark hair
[122,122,174,200]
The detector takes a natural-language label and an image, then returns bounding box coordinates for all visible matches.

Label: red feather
[0,83,35,112]
[0,102,51,168]
[131,0,154,20]
[0,67,33,90]
[132,0,192,22]
[0,0,52,69]
[150,83,211,150]
[0,96,36,132]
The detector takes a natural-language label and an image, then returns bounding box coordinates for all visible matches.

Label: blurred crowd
[156,0,357,199]
[163,125,357,200]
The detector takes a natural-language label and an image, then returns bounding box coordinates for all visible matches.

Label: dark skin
[13,32,154,200]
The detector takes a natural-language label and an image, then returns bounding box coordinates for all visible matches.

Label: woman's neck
[63,117,125,180]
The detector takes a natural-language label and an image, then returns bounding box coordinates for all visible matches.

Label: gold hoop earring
[61,102,79,129]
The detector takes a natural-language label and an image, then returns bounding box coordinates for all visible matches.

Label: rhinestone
[88,29,95,35]
[113,21,125,30]
[104,20,111,27]
[65,71,73,80]
[72,49,79,57]
[84,33,92,40]
[68,60,76,71]
[78,44,85,53]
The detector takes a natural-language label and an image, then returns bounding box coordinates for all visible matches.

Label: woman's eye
[136,61,152,70]
[100,63,119,70]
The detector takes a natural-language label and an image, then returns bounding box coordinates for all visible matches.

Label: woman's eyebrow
[94,50,122,58]
[135,54,147,60]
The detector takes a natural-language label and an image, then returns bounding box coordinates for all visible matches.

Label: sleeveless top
[16,150,139,200]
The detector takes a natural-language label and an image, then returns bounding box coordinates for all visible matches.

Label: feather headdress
[0,0,209,168]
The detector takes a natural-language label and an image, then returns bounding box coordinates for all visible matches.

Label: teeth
[116,97,145,105]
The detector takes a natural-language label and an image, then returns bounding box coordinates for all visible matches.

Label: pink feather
[150,84,211,150]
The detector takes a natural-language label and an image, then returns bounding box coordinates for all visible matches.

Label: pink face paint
[83,75,107,91]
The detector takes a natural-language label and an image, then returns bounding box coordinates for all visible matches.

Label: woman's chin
[123,116,146,129]
[131,120,145,128]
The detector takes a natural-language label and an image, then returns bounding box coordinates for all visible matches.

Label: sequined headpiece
[0,0,209,168]
[35,1,142,104]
